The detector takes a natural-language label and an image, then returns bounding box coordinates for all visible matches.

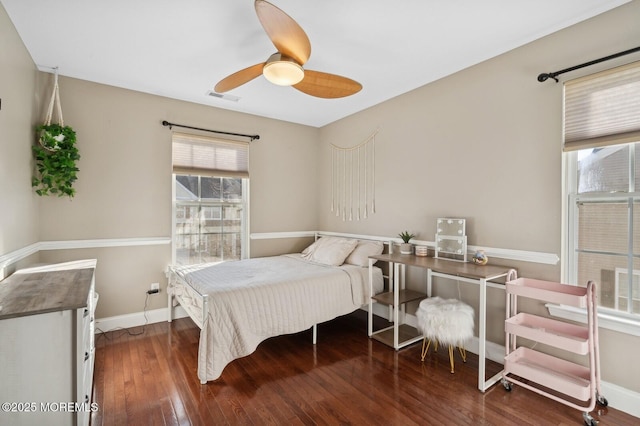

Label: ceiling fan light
[263,54,304,86]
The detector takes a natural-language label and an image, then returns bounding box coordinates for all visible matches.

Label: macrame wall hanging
[331,129,378,221]
[32,67,80,197]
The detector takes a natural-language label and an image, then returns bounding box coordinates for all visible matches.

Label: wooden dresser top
[0,261,95,320]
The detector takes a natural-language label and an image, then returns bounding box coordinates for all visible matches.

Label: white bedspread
[168,254,383,382]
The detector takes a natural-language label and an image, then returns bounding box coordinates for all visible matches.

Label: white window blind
[564,61,640,152]
[172,132,249,178]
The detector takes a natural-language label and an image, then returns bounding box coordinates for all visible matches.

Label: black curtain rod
[537,46,640,83]
[162,120,260,141]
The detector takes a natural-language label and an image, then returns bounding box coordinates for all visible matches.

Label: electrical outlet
[147,282,160,295]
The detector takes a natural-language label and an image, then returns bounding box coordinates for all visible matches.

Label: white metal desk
[368,253,515,392]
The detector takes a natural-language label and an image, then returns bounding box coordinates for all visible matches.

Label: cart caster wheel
[583,412,598,426]
[501,379,512,391]
[596,393,608,407]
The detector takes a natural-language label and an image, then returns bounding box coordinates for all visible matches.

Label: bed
[166,237,386,383]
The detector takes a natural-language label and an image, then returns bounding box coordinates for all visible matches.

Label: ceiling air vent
[206,91,240,102]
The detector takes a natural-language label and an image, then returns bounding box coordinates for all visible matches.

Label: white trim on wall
[250,231,316,240]
[0,237,172,279]
[0,242,40,274]
[547,303,640,337]
[250,231,559,264]
[40,237,172,250]
[2,233,555,269]
[95,305,189,334]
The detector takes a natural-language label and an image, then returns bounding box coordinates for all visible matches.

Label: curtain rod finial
[537,73,558,83]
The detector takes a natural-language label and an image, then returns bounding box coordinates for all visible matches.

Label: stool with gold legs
[416,297,474,374]
[421,337,468,373]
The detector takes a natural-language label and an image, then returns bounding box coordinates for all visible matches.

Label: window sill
[546,303,640,337]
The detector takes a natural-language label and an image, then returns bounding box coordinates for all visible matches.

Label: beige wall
[0,5,39,265]
[2,0,640,395]
[318,1,640,392]
[33,75,319,317]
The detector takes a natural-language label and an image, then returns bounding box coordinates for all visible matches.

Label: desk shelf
[371,289,426,306]
[370,289,426,349]
[371,324,422,347]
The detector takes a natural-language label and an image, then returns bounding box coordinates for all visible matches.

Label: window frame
[558,61,640,335]
[561,147,640,336]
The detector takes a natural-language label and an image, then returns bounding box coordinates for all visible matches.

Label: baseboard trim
[95,305,190,333]
[599,382,640,418]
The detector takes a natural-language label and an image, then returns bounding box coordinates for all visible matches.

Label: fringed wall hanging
[331,129,378,221]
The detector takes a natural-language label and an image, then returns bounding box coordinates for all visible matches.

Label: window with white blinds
[563,61,640,152]
[172,132,249,178]
[171,132,249,265]
[564,61,640,323]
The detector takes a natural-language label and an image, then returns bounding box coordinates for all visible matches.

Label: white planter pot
[400,243,413,254]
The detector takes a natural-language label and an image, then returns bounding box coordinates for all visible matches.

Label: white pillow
[345,240,384,267]
[301,237,358,266]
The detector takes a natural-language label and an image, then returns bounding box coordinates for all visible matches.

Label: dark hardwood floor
[91,311,637,425]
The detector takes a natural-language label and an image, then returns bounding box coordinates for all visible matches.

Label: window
[566,143,640,316]
[172,132,249,265]
[564,61,640,322]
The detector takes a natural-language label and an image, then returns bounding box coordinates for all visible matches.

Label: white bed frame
[166,232,391,383]
[167,270,321,347]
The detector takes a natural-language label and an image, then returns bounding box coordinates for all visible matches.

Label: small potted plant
[398,231,416,254]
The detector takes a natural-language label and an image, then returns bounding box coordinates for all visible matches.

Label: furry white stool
[416,296,474,373]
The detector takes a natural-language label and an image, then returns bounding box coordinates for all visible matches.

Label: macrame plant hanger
[41,67,64,151]
[331,129,378,221]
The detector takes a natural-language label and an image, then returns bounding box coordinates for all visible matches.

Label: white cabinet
[0,260,98,426]
[502,277,607,426]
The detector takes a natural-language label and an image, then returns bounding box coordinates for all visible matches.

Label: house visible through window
[171,132,249,265]
[564,61,640,319]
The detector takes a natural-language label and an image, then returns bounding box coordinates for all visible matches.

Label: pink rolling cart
[502,275,608,426]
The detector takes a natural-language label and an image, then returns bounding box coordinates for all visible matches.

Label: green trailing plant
[398,231,415,243]
[32,123,80,197]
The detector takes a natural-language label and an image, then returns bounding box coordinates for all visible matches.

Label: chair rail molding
[251,231,559,264]
[0,237,171,280]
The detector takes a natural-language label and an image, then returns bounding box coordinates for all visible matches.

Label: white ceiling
[2,0,629,127]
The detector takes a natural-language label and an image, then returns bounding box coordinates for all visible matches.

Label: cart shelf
[505,313,589,354]
[506,278,588,307]
[504,347,591,401]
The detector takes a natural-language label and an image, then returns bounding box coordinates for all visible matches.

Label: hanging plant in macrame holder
[32,69,80,197]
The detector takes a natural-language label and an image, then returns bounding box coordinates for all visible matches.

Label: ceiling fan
[214,0,362,99]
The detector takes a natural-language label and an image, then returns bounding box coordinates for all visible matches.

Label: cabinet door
[0,311,74,425]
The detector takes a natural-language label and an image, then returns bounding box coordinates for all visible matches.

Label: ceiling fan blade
[214,63,265,93]
[255,0,311,65]
[293,70,362,99]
